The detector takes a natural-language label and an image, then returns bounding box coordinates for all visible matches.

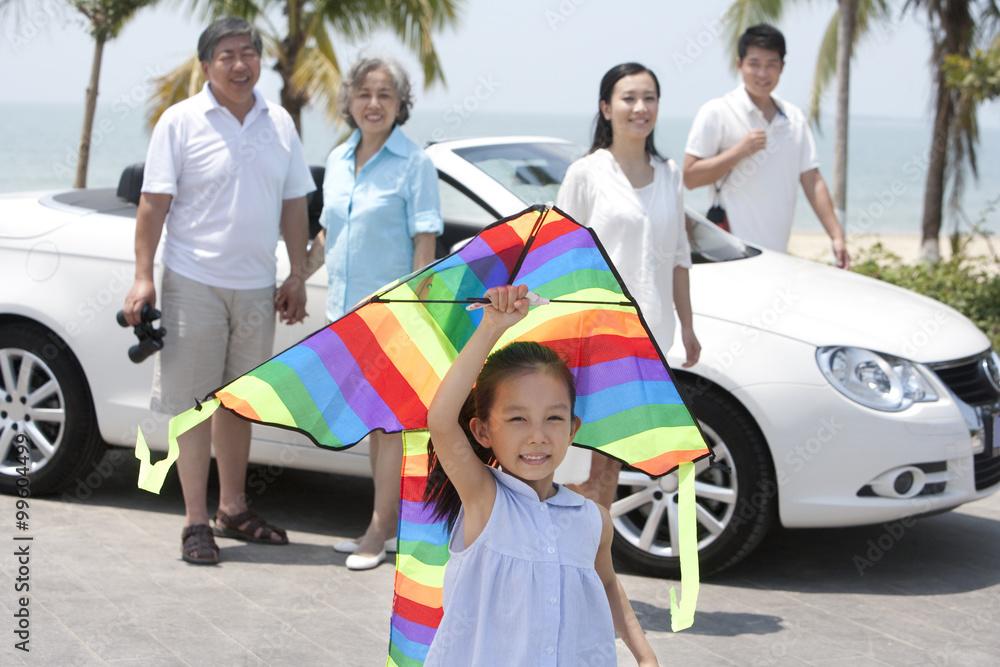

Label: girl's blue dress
[423,466,617,666]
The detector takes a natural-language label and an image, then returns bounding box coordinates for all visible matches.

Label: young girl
[423,284,658,666]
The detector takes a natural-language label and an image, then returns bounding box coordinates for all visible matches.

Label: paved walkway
[2,448,999,665]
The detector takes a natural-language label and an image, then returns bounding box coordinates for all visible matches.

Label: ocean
[2,101,998,236]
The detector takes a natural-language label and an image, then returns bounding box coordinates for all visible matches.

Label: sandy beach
[788,229,999,268]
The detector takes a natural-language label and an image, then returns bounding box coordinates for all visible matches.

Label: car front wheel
[0,323,105,495]
[610,384,776,577]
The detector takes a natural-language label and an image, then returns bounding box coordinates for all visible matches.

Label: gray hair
[337,56,413,128]
[197,17,262,63]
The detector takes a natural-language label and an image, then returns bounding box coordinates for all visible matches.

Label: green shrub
[852,243,1000,351]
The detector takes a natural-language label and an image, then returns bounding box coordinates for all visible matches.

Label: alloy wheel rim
[610,423,737,558]
[0,348,66,476]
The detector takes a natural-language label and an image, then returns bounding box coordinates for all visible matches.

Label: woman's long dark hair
[424,341,577,532]
[588,62,663,160]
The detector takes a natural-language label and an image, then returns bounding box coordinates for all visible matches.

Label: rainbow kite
[135,205,711,662]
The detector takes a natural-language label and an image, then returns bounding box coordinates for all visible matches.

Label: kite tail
[669,461,700,632]
[387,430,449,666]
[136,398,220,493]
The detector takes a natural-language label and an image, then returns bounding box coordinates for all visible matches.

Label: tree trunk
[280,83,307,137]
[919,0,975,263]
[920,71,952,263]
[276,0,308,136]
[833,0,857,231]
[74,36,105,189]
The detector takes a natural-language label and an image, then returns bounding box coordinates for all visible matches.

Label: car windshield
[452,140,758,264]
[453,142,583,206]
[685,211,761,264]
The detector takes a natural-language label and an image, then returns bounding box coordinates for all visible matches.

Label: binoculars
[116,304,166,364]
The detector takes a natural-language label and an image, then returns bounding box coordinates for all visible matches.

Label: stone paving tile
[133,598,278,665]
[807,657,895,666]
[36,596,175,662]
[14,601,109,666]
[105,658,188,667]
[255,607,382,665]
[199,604,332,661]
[656,632,743,666]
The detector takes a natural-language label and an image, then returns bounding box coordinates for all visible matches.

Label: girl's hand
[479,284,530,330]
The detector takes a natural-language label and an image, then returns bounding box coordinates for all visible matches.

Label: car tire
[0,323,105,496]
[610,382,776,577]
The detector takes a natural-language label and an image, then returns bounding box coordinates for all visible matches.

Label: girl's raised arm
[426,284,531,540]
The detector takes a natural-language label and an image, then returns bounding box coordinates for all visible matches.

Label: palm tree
[723,0,889,230]
[1,0,158,188]
[904,0,998,261]
[72,1,160,188]
[943,36,1000,101]
[149,0,461,134]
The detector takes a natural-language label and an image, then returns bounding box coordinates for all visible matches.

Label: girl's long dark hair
[424,341,577,532]
[588,62,663,160]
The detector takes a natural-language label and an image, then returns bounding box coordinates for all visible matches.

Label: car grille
[930,352,1000,491]
[974,451,1000,490]
[931,354,1000,405]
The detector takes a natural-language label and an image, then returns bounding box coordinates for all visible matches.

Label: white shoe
[345,549,387,571]
[334,538,396,554]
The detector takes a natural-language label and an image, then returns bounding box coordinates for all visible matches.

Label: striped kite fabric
[389,431,448,667]
[215,205,709,477]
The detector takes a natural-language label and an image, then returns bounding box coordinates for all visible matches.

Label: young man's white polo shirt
[142,83,315,290]
[685,85,819,252]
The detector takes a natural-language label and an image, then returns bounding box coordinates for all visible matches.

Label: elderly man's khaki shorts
[151,267,276,415]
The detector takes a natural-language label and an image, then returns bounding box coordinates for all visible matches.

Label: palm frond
[723,0,787,70]
[176,0,264,22]
[319,0,461,87]
[291,25,343,124]
[904,0,989,231]
[946,84,977,215]
[857,0,892,29]
[807,0,891,126]
[146,54,204,128]
[107,1,159,40]
[808,13,839,128]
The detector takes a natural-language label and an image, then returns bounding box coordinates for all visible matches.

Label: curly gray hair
[337,56,413,128]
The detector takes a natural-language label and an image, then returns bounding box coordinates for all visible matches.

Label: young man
[684,24,849,269]
[123,17,315,564]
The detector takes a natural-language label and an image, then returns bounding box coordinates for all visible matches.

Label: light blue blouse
[423,467,617,666]
[319,125,443,320]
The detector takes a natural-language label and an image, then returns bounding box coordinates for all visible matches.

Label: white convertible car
[2,136,998,577]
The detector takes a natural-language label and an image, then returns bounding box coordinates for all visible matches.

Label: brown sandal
[181,524,219,565]
[213,510,288,545]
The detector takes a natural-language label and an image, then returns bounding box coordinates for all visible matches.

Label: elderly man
[123,17,314,564]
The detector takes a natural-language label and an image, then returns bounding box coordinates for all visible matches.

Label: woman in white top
[556,62,701,508]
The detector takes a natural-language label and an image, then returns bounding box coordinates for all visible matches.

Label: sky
[1,0,998,126]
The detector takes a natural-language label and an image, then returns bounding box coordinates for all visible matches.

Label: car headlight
[984,350,1000,393]
[816,346,938,412]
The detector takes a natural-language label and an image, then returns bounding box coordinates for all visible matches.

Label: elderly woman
[307,56,443,570]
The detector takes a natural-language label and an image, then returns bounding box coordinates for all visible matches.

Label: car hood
[690,247,989,364]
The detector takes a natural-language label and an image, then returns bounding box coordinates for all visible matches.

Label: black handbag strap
[712,171,731,205]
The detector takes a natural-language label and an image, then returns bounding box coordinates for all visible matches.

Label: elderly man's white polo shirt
[685,85,819,252]
[142,83,314,289]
